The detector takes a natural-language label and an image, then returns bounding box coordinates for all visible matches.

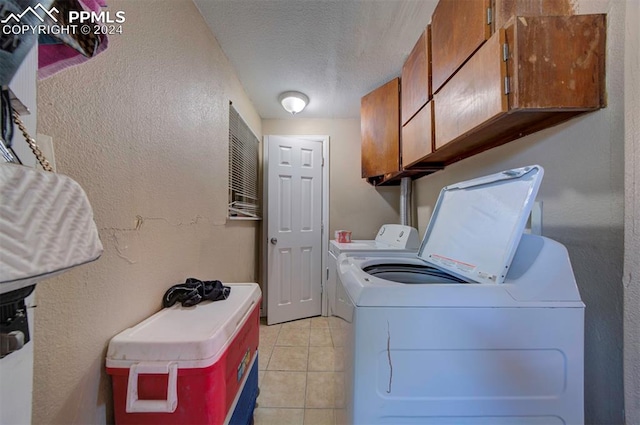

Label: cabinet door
[401,28,430,126]
[493,0,574,33]
[434,29,507,153]
[361,78,400,178]
[431,0,491,94]
[402,101,433,168]
[506,14,606,111]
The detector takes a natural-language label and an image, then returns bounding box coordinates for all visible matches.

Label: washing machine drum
[362,263,467,284]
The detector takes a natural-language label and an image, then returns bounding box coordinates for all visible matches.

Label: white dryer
[335,166,585,425]
[328,224,419,317]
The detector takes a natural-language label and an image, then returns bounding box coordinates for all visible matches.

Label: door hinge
[487,7,492,25]
[326,267,329,280]
[322,156,325,167]
[504,76,511,95]
[321,223,324,234]
[502,43,509,62]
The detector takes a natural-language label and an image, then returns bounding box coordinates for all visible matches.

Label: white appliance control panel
[375,224,420,249]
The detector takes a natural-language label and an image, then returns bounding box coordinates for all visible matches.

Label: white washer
[328,224,419,317]
[335,166,585,425]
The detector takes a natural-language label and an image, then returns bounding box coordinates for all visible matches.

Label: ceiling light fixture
[279,91,309,115]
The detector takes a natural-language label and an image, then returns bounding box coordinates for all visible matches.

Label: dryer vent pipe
[400,177,412,227]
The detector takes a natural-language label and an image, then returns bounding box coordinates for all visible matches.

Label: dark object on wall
[0,88,20,163]
[0,284,34,358]
[38,0,110,79]
[163,278,231,308]
[0,0,55,84]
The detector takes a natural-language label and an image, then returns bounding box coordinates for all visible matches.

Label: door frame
[262,135,330,319]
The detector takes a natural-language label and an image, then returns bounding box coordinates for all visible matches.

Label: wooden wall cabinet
[429,14,606,164]
[431,0,491,94]
[430,0,575,95]
[492,0,574,33]
[361,78,400,179]
[401,28,430,126]
[361,75,441,186]
[402,101,434,168]
[361,0,605,185]
[401,27,440,171]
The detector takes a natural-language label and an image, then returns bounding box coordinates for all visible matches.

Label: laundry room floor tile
[258,316,341,423]
[329,328,345,348]
[258,371,307,408]
[305,372,336,408]
[259,345,273,371]
[260,323,281,347]
[310,316,330,328]
[254,407,304,425]
[308,346,336,372]
[268,346,309,371]
[276,327,311,346]
[281,318,311,329]
[310,328,332,347]
[303,408,335,425]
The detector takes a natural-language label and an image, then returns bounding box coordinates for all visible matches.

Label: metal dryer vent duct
[400,177,412,227]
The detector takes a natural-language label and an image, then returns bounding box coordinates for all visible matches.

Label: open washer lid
[418,165,544,284]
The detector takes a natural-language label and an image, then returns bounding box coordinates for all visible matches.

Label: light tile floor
[254,316,344,425]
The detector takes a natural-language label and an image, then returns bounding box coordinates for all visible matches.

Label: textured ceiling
[193,0,438,119]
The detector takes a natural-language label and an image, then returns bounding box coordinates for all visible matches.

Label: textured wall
[413,1,625,423]
[624,0,640,422]
[262,119,400,239]
[33,1,261,423]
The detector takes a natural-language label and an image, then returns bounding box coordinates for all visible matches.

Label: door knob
[270,238,278,245]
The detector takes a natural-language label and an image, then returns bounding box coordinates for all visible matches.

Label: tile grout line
[304,322,310,412]
[268,323,282,370]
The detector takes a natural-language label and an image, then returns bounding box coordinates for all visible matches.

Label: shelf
[365,165,444,186]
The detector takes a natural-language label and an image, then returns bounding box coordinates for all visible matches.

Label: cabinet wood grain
[434,29,507,152]
[401,27,430,126]
[506,14,606,110]
[493,0,574,33]
[402,101,433,168]
[361,78,400,178]
[431,0,491,94]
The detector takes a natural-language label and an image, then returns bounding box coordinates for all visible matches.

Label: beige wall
[33,1,261,423]
[412,1,625,423]
[624,0,640,422]
[262,119,400,238]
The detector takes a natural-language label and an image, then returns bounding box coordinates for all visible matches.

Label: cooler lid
[418,165,543,284]
[106,283,261,367]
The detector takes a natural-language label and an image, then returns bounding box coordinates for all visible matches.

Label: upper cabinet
[431,0,491,94]
[430,14,606,164]
[361,78,400,180]
[360,0,606,185]
[401,27,436,169]
[431,0,575,94]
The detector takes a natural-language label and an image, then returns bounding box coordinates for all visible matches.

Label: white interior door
[266,135,323,325]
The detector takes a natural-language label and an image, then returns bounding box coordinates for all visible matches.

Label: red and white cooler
[106,283,261,425]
